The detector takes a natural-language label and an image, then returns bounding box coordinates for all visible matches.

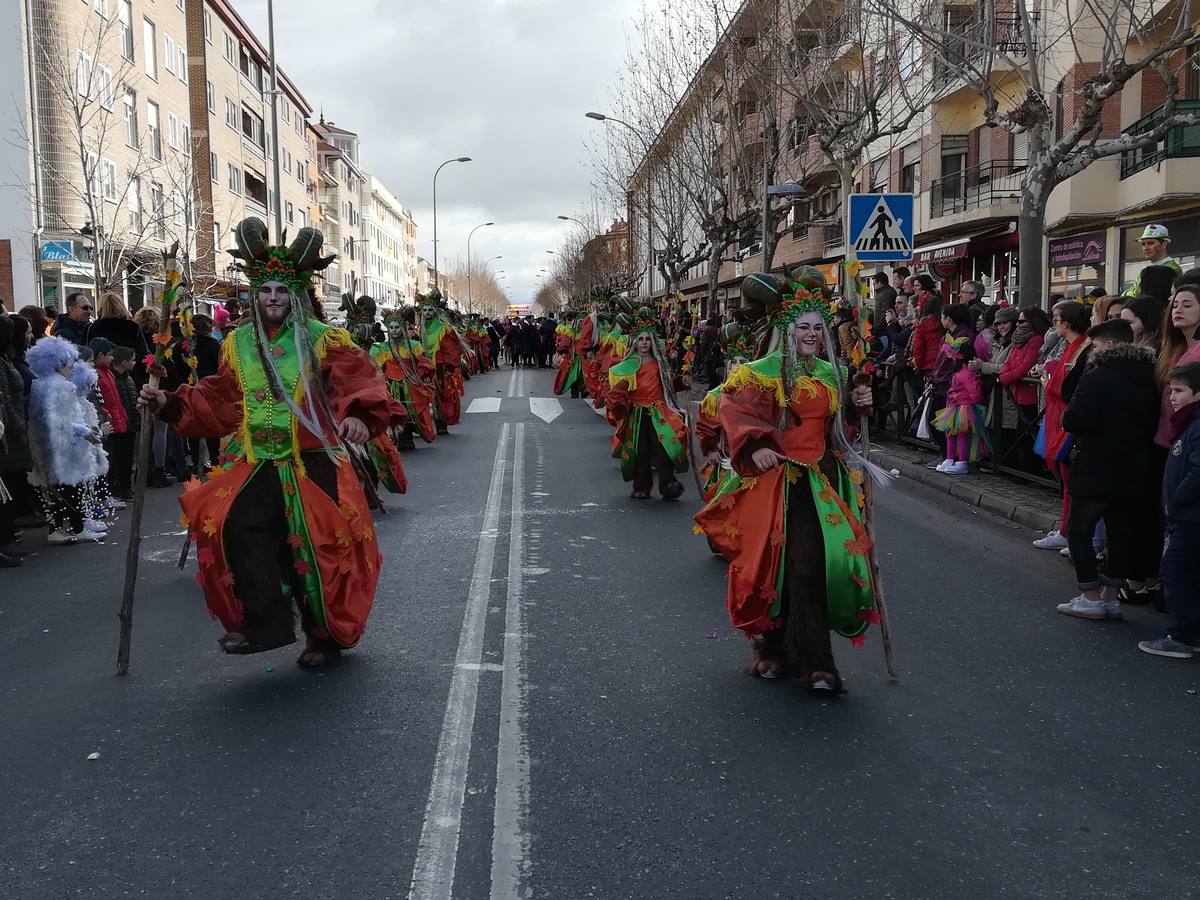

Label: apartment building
[184,0,314,303]
[627,0,1200,313]
[312,120,364,309]
[26,0,196,310]
[360,174,417,307]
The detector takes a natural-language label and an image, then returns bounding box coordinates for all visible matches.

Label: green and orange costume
[553,320,585,397]
[370,337,437,445]
[421,311,465,427]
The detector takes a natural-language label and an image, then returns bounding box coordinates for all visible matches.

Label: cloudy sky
[233,0,642,306]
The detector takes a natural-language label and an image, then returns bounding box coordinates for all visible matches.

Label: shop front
[1048,229,1107,299]
[1119,212,1200,291]
[912,223,1018,305]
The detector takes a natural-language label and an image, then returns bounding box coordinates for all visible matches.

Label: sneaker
[1104,601,1122,619]
[1056,596,1109,620]
[1138,636,1195,659]
[946,461,969,475]
[105,497,127,510]
[1033,530,1069,550]
[78,527,105,542]
[47,529,103,545]
[934,458,954,472]
[84,519,109,532]
[1059,546,1072,558]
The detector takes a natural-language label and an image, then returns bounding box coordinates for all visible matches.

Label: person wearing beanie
[89,336,128,507]
[108,346,138,500]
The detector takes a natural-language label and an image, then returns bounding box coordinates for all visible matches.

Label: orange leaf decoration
[691,524,704,535]
[281,481,295,496]
[152,332,172,347]
[336,529,352,546]
[722,521,741,538]
[717,494,735,510]
[740,476,758,491]
[179,514,190,527]
[768,531,785,549]
[201,517,217,537]
[843,535,872,556]
[824,512,844,527]
[286,533,305,550]
[851,573,870,588]
[216,486,231,499]
[183,477,203,493]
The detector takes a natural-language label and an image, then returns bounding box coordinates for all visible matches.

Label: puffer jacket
[1061,342,1160,499]
[0,356,30,468]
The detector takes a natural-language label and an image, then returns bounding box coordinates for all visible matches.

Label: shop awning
[912,224,1014,266]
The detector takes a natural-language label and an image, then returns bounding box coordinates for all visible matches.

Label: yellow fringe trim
[315,326,355,361]
[291,371,306,477]
[609,371,636,391]
[723,364,787,407]
[700,390,720,417]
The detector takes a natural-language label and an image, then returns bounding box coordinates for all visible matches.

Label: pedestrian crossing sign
[849,194,914,261]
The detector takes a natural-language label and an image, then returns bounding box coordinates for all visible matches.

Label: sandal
[217,632,296,655]
[745,657,785,680]
[630,490,651,500]
[807,670,843,694]
[296,647,341,668]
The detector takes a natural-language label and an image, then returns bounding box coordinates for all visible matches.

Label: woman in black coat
[87,292,151,362]
[1057,318,1161,620]
[0,315,32,562]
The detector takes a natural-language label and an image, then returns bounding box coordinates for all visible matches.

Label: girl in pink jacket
[933,335,992,473]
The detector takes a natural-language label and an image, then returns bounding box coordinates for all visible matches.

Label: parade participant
[553,314,586,398]
[591,312,624,411]
[419,290,465,434]
[137,218,405,667]
[578,308,599,398]
[372,306,438,449]
[694,268,880,694]
[340,292,378,350]
[694,320,761,502]
[606,306,689,500]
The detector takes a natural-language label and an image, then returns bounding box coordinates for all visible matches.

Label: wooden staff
[854,372,899,680]
[117,243,181,674]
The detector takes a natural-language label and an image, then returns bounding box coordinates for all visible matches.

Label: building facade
[360,174,417,307]
[312,120,363,312]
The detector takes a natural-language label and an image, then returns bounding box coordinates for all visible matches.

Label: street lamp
[432,156,471,294]
[557,215,586,227]
[586,112,653,298]
[465,220,494,314]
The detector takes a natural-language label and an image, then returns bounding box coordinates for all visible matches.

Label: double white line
[408,422,531,900]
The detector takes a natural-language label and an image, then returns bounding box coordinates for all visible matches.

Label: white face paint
[793,311,824,358]
[635,333,654,355]
[386,321,406,340]
[257,280,292,327]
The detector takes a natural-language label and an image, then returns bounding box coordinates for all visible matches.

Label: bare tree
[877,0,1199,303]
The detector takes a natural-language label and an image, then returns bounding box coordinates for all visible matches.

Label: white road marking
[506,368,518,398]
[528,397,562,424]
[589,401,606,418]
[467,398,502,414]
[408,423,511,900]
[491,422,531,900]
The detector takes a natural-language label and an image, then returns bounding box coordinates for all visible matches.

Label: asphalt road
[2,365,1198,899]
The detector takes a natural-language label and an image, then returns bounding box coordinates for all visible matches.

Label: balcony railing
[934,14,1038,87]
[1119,100,1200,179]
[824,223,844,251]
[931,160,1025,218]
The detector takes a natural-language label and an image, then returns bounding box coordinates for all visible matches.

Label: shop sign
[912,241,968,266]
[1047,231,1106,268]
[41,240,75,262]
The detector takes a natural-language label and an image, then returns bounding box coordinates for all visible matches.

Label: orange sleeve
[322,344,407,438]
[718,385,783,475]
[160,360,245,438]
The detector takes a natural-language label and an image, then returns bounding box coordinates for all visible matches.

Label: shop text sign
[1048,231,1106,268]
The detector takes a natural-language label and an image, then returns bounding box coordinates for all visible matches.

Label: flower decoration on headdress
[740,266,834,331]
[721,322,758,360]
[630,305,659,336]
[382,306,415,326]
[227,217,336,295]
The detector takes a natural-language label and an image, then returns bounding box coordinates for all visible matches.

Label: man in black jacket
[1056,318,1160,621]
[872,272,897,332]
[50,292,93,346]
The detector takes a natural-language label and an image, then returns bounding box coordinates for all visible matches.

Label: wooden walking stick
[854,372,899,680]
[117,243,182,674]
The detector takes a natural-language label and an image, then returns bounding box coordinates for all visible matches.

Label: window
[281,101,290,124]
[206,81,215,113]
[210,151,219,183]
[182,124,191,156]
[122,89,138,147]
[297,160,305,185]
[286,201,294,224]
[870,157,888,193]
[295,115,303,136]
[92,0,108,17]
[1188,44,1200,100]
[164,34,176,75]
[204,10,212,43]
[85,152,101,203]
[282,148,291,174]
[224,33,236,65]
[244,169,267,209]
[118,0,134,60]
[150,182,165,239]
[1011,130,1029,170]
[101,158,118,202]
[238,46,263,92]
[241,106,265,151]
[167,111,179,149]
[178,44,188,83]
[298,209,308,228]
[143,19,157,78]
[146,100,161,159]
[224,97,238,129]
[176,0,184,10]
[76,50,93,98]
[1054,80,1064,142]
[900,141,920,195]
[228,163,241,195]
[171,189,184,228]
[128,175,141,231]
[96,65,113,108]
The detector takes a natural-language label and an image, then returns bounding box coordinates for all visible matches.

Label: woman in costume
[419,291,465,433]
[606,307,689,500]
[694,268,880,694]
[372,306,437,449]
[553,315,586,398]
[695,319,762,503]
[139,219,405,667]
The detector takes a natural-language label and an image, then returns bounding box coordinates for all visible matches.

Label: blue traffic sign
[849,194,913,261]
[41,240,75,262]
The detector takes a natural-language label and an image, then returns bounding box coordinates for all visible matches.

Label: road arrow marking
[467,398,502,414]
[528,397,561,423]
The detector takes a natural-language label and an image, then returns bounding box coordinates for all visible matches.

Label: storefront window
[1120,215,1200,290]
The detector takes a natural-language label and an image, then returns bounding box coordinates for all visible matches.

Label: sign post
[848,194,914,262]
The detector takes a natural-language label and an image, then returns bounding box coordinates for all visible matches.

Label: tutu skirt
[933,403,992,461]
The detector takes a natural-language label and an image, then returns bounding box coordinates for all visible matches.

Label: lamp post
[586,112,653,298]
[432,156,471,294]
[465,221,494,314]
[557,215,586,227]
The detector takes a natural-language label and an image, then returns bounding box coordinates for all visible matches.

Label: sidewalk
[868,439,1060,535]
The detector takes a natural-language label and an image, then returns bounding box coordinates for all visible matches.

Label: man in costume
[372,306,437,450]
[606,306,689,500]
[694,268,880,693]
[553,314,586,398]
[138,218,405,667]
[419,290,465,434]
[695,319,762,503]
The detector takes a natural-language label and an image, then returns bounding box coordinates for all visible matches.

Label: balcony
[1119,100,1200,179]
[931,161,1024,219]
[823,223,844,253]
[934,14,1038,91]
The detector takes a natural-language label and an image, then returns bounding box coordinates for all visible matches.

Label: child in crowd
[933,335,989,474]
[1139,361,1200,658]
[109,346,139,501]
[90,338,130,507]
[70,354,112,532]
[26,337,104,544]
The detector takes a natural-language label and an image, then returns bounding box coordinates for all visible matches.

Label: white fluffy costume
[27,337,97,488]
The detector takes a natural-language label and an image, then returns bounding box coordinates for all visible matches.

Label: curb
[870,448,1059,535]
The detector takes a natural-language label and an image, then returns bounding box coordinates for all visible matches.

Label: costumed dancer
[420,291,465,434]
[553,315,586,398]
[694,268,882,694]
[137,218,406,667]
[695,320,761,503]
[606,306,689,500]
[372,306,438,450]
[578,308,598,399]
[932,335,991,474]
[26,337,105,544]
